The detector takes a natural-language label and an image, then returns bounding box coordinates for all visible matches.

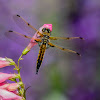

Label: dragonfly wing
[5,30,31,47]
[48,42,81,56]
[49,36,84,40]
[13,14,35,35]
[36,43,46,74]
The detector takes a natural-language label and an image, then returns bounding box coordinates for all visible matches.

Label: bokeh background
[0,0,98,100]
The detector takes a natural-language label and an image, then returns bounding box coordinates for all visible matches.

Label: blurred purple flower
[67,0,99,100]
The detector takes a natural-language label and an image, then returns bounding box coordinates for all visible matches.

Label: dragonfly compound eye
[42,28,46,32]
[47,29,51,33]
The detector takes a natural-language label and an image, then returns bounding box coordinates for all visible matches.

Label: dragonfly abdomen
[36,43,46,74]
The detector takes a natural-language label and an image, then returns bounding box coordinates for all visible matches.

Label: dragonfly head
[42,28,51,36]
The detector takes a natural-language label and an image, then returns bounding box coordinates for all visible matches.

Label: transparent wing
[48,42,81,56]
[49,36,84,40]
[13,14,43,37]
[13,14,36,35]
[5,30,32,47]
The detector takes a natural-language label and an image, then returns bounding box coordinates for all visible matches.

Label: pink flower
[0,72,16,83]
[0,82,22,91]
[0,57,15,68]
[0,73,22,100]
[0,89,22,100]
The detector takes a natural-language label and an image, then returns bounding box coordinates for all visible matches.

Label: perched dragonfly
[7,15,83,74]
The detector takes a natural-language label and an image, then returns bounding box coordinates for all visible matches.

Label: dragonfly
[7,15,83,74]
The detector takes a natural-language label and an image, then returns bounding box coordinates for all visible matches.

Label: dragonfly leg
[48,42,81,56]
[34,38,42,42]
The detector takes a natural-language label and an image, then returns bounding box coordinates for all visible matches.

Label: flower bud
[0,72,16,83]
[0,89,22,100]
[0,57,15,68]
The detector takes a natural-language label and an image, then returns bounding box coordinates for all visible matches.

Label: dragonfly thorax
[43,35,49,39]
[38,36,50,49]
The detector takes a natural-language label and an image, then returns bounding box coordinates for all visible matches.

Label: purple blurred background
[0,0,99,100]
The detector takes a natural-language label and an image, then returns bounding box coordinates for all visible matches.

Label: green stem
[17,55,26,99]
[13,55,26,99]
[18,55,23,68]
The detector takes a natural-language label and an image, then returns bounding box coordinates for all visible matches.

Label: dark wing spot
[17,15,20,17]
[9,30,13,32]
[28,23,30,26]
[80,37,84,40]
[24,35,27,37]
[76,52,81,56]
[67,37,69,39]
[62,48,65,50]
